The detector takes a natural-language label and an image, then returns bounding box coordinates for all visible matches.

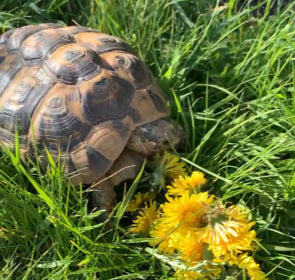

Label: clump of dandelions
[127,153,268,280]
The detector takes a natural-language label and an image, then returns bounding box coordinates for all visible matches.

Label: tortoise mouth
[126,118,183,155]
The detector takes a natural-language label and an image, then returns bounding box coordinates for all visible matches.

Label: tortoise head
[126,119,183,156]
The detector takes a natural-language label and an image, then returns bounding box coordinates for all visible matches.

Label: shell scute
[69,144,112,184]
[80,73,135,124]
[30,84,92,151]
[6,25,44,52]
[5,23,60,53]
[46,44,102,84]
[74,32,135,55]
[0,54,23,97]
[0,66,53,136]
[20,29,75,62]
[86,120,130,161]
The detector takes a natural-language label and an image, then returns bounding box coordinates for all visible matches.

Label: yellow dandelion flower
[149,222,205,258]
[160,191,214,229]
[187,171,207,189]
[229,254,268,280]
[129,201,158,233]
[167,176,192,196]
[150,152,186,188]
[174,269,206,280]
[149,219,176,254]
[160,152,186,180]
[174,264,221,280]
[247,264,269,280]
[167,171,207,196]
[149,192,213,254]
[170,229,206,262]
[201,264,222,279]
[126,192,155,212]
[202,204,258,259]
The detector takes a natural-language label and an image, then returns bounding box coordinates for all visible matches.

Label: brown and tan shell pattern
[0,23,169,184]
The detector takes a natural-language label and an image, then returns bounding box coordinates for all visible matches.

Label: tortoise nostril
[162,139,170,147]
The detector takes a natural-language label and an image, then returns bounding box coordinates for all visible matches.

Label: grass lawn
[1,0,295,279]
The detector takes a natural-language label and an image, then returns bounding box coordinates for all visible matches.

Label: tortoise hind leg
[89,149,144,213]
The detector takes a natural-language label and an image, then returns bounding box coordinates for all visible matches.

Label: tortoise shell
[0,23,169,184]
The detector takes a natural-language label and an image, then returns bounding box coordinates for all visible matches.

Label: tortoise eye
[116,56,125,65]
[116,55,130,67]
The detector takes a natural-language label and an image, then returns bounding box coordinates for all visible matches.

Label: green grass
[1,0,295,279]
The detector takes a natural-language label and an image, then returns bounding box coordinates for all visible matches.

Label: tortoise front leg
[89,149,144,213]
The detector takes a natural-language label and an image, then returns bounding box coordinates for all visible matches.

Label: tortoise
[0,23,183,211]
